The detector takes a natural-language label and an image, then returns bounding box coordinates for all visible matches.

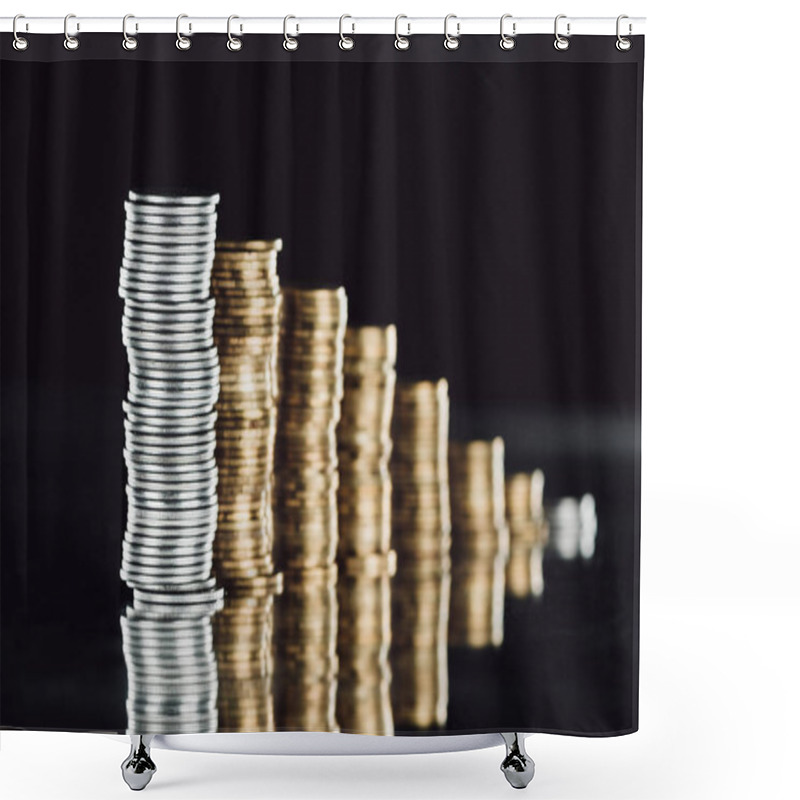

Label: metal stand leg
[121,735,157,791]
[500,733,535,789]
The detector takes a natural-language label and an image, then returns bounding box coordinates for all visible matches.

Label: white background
[2,1,799,798]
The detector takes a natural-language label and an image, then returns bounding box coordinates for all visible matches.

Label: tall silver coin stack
[118,190,223,607]
[121,591,223,734]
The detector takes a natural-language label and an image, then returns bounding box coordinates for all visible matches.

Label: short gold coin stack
[272,287,348,732]
[505,470,549,598]
[335,325,398,734]
[389,379,451,729]
[448,438,509,648]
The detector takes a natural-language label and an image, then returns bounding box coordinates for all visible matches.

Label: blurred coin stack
[118,191,222,603]
[335,326,397,734]
[211,240,282,584]
[505,470,549,598]
[389,379,451,729]
[121,588,223,734]
[448,438,509,649]
[213,574,283,732]
[273,287,348,570]
[273,565,339,731]
[546,494,598,561]
[272,287,347,732]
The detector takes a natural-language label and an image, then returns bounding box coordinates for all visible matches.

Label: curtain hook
[444,14,460,51]
[227,15,242,51]
[63,13,80,51]
[394,14,410,51]
[176,14,191,50]
[500,14,516,50]
[554,14,570,51]
[12,14,29,51]
[283,15,298,51]
[122,14,138,51]
[616,14,632,51]
[339,14,355,51]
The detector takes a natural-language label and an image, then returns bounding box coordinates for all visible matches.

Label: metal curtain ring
[227,15,242,51]
[616,14,632,51]
[283,15,298,51]
[554,14,570,51]
[444,14,460,50]
[395,14,410,50]
[63,13,79,51]
[339,14,355,50]
[122,14,138,51]
[176,14,191,50]
[12,14,29,51]
[500,14,516,50]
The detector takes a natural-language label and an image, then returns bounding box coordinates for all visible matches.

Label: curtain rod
[1,16,646,37]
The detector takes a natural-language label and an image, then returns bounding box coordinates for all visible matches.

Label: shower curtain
[0,29,643,737]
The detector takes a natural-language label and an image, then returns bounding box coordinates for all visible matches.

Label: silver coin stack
[118,190,223,601]
[121,589,223,734]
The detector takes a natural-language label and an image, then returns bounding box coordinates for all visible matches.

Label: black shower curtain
[1,33,643,736]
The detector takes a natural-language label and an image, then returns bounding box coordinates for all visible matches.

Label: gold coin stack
[273,564,339,731]
[335,326,398,734]
[389,379,451,729]
[211,239,283,584]
[448,438,510,649]
[505,470,549,598]
[272,287,347,732]
[337,325,397,557]
[213,574,283,732]
[273,287,348,570]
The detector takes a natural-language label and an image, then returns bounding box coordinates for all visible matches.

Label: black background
[1,34,642,735]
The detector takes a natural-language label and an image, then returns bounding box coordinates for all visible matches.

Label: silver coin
[125,531,217,545]
[125,429,217,447]
[127,498,217,516]
[123,540,214,558]
[132,585,224,604]
[123,455,217,474]
[123,308,216,326]
[126,484,217,502]
[120,268,213,289]
[122,553,213,570]
[122,317,215,333]
[125,220,217,235]
[125,199,217,216]
[125,297,215,313]
[128,190,220,206]
[127,485,217,504]
[124,230,217,245]
[121,570,212,587]
[125,367,218,384]
[127,374,219,390]
[127,354,219,372]
[125,390,219,408]
[121,257,217,277]
[122,629,215,647]
[126,699,218,716]
[124,330,215,346]
[125,398,218,415]
[125,238,216,254]
[125,208,218,224]
[123,411,218,430]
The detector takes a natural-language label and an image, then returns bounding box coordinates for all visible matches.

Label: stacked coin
[213,574,283,732]
[336,552,396,734]
[273,287,348,570]
[335,326,397,733]
[211,240,283,584]
[121,587,223,734]
[389,379,451,729]
[273,564,339,731]
[337,326,397,557]
[448,438,509,649]
[118,190,221,592]
[505,470,549,598]
[546,494,598,561]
